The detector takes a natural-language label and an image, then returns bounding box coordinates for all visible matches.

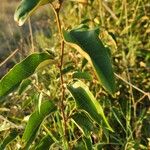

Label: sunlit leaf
[63,25,115,95]
[0,52,52,101]
[14,0,53,26]
[68,80,113,132]
[22,100,56,149]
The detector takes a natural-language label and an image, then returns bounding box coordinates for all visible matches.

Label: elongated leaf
[0,52,52,101]
[71,111,95,136]
[73,71,92,81]
[67,80,113,132]
[35,135,54,150]
[0,129,19,150]
[63,25,115,95]
[22,100,56,149]
[14,0,53,26]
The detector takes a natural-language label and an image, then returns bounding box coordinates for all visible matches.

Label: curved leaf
[0,52,52,101]
[63,25,115,95]
[14,0,53,26]
[67,80,113,132]
[22,100,56,149]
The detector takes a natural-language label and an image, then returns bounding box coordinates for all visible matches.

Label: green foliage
[68,80,113,132]
[35,134,54,150]
[22,100,56,149]
[0,52,52,100]
[71,111,95,136]
[63,25,115,95]
[0,129,19,150]
[0,0,149,149]
[14,0,53,26]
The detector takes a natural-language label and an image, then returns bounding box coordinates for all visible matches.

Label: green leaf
[22,100,56,149]
[82,136,93,150]
[73,71,92,81]
[71,111,95,136]
[0,52,52,101]
[35,135,54,150]
[63,25,115,95]
[0,129,19,150]
[67,80,113,132]
[14,0,53,26]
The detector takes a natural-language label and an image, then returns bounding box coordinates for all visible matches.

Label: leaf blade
[22,100,56,149]
[14,0,53,26]
[67,80,113,132]
[63,25,115,95]
[0,52,52,101]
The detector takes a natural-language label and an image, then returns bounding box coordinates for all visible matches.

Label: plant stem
[50,1,69,149]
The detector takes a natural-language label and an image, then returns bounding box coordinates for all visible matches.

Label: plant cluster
[0,0,150,150]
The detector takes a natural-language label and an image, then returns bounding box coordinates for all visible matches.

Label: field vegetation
[0,0,150,149]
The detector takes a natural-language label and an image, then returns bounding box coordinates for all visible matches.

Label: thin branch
[102,1,118,21]
[50,1,68,148]
[0,115,23,129]
[28,18,34,53]
[32,83,52,99]
[0,49,19,68]
[115,73,150,100]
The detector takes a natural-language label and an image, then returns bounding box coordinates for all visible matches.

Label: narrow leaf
[73,71,92,81]
[22,100,56,149]
[83,136,93,150]
[14,0,53,26]
[68,80,113,132]
[0,52,52,101]
[63,25,115,95]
